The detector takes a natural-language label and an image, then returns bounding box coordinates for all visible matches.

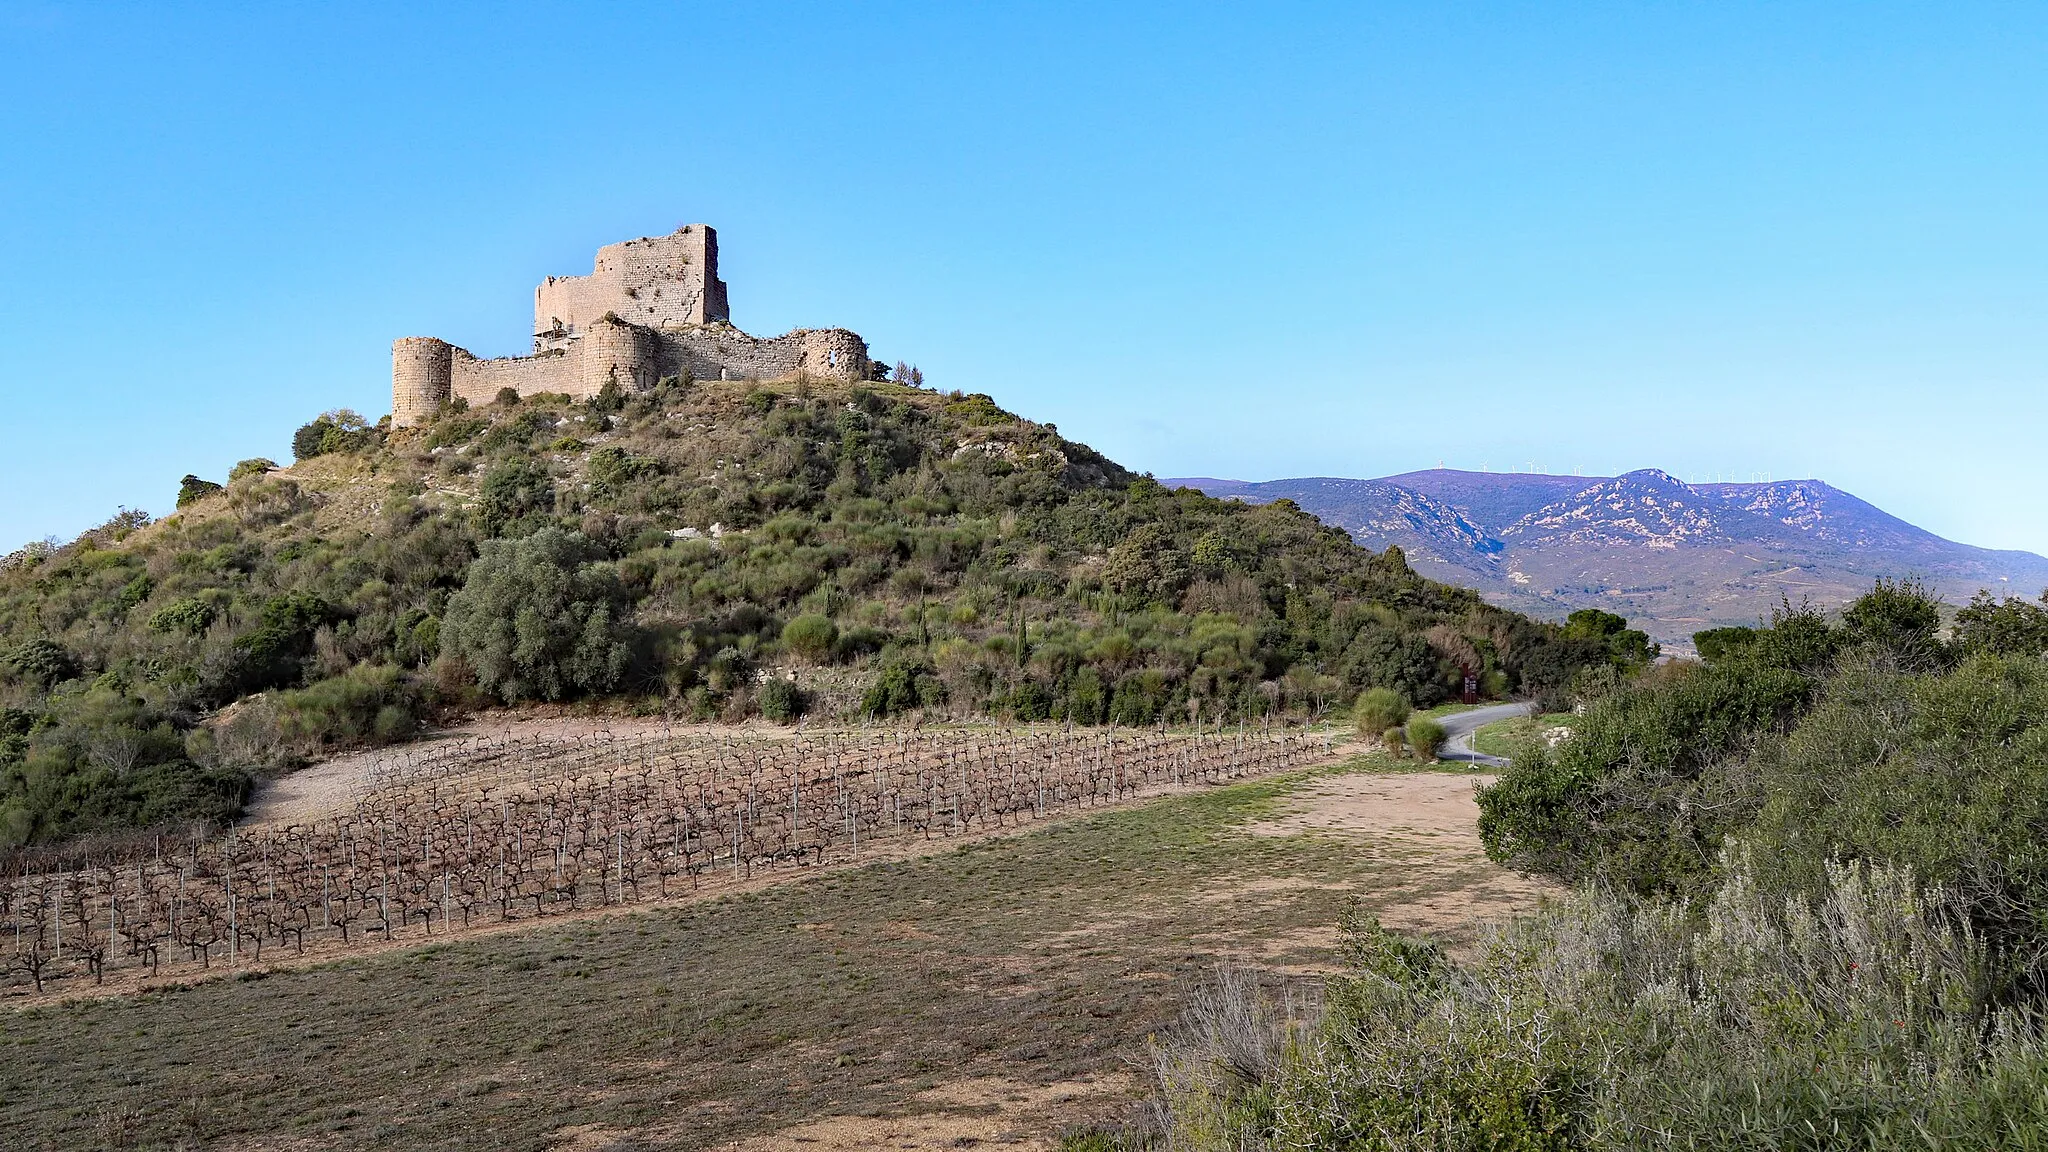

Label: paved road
[1434,701,1535,767]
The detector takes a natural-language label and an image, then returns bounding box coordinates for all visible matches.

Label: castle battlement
[391,225,867,427]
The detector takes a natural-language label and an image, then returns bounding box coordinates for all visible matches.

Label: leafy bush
[1564,607,1658,668]
[424,415,487,449]
[148,596,216,635]
[1477,657,1813,892]
[1690,625,1756,663]
[585,446,652,499]
[2,639,77,687]
[758,676,808,724]
[1742,651,2048,985]
[439,528,633,703]
[293,418,332,460]
[232,593,334,693]
[275,663,429,748]
[863,652,943,717]
[478,459,556,535]
[1954,591,2048,658]
[782,614,839,663]
[292,409,375,460]
[1405,716,1446,760]
[228,458,277,483]
[1353,687,1410,736]
[1839,576,1946,670]
[176,474,223,508]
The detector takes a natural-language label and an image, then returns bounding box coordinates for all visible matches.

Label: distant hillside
[1166,469,2048,648]
[0,384,1610,847]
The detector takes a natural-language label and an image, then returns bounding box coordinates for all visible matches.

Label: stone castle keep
[391,225,869,426]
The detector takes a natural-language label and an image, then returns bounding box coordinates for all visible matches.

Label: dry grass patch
[0,760,1540,1150]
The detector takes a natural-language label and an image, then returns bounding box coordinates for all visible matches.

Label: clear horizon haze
[2,3,2044,557]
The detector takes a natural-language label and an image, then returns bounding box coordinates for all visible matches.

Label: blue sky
[2,2,2044,554]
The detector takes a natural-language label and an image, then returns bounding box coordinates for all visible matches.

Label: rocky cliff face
[1169,470,2048,649]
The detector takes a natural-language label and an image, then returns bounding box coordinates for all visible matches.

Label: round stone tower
[580,313,656,395]
[391,337,454,428]
[797,329,870,381]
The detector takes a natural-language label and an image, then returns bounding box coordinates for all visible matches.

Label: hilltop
[1172,469,2048,647]
[0,379,1607,847]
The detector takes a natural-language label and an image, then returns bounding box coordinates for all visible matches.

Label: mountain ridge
[1166,469,2048,647]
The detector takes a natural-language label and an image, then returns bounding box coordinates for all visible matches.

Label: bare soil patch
[240,713,788,828]
[1245,770,1559,948]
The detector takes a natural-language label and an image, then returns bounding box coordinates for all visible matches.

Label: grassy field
[1471,711,1578,760]
[0,752,1529,1151]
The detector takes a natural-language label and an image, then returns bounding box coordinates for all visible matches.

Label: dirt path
[1247,768,1558,947]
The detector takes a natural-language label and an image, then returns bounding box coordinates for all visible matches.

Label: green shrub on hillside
[229,458,277,483]
[0,374,1617,845]
[782,614,838,663]
[863,652,943,717]
[232,592,334,694]
[478,459,556,536]
[292,409,377,460]
[148,596,216,636]
[1405,717,1446,760]
[1478,582,1970,898]
[1152,859,2048,1151]
[758,676,807,724]
[1353,687,1410,736]
[439,528,633,703]
[1954,590,2048,658]
[176,474,223,508]
[3,639,78,687]
[275,662,429,747]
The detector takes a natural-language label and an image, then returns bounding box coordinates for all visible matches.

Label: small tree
[292,418,334,460]
[1353,687,1411,737]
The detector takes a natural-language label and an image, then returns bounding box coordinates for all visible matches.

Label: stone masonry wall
[654,326,868,383]
[449,347,578,407]
[391,225,868,427]
[533,224,729,349]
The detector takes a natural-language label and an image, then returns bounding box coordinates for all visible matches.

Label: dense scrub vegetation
[1132,580,2048,1150]
[0,378,1609,847]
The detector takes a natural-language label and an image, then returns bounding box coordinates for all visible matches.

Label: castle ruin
[392,225,869,426]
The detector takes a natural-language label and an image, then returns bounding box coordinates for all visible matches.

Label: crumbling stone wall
[656,325,869,383]
[449,347,576,405]
[533,225,728,350]
[392,225,869,427]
